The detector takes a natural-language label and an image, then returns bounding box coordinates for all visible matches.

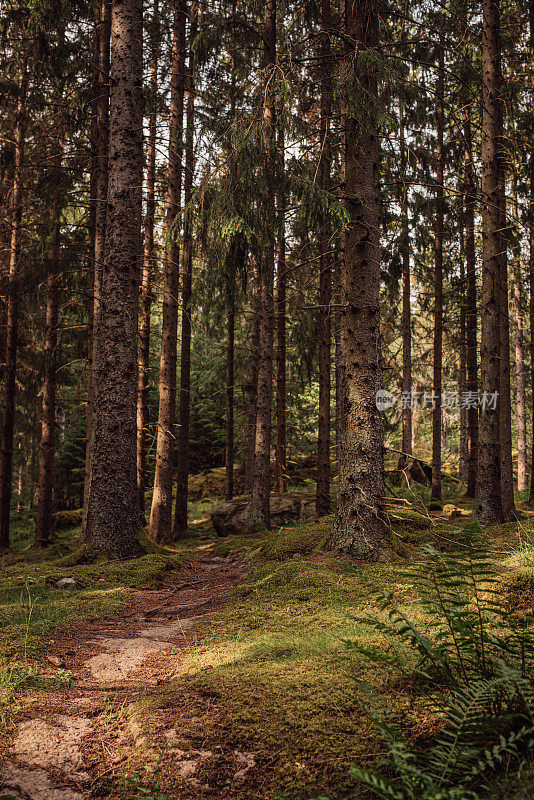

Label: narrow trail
[0,555,244,800]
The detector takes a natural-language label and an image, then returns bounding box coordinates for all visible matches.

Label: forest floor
[2,474,534,799]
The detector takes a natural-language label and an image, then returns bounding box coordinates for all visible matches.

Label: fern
[345,526,534,799]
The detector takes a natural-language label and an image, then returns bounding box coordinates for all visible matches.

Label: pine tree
[329,0,386,559]
[86,0,145,557]
[149,0,186,544]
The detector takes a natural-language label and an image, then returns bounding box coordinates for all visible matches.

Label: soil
[0,555,244,799]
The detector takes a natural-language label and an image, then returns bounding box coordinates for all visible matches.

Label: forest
[1,0,534,797]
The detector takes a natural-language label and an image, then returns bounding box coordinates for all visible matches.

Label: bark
[244,257,260,493]
[173,1,198,538]
[459,250,468,481]
[328,0,386,559]
[35,134,64,546]
[499,203,516,519]
[529,0,534,503]
[247,0,277,530]
[462,34,479,496]
[148,0,186,544]
[399,101,412,466]
[316,0,332,516]
[473,0,505,524]
[82,0,110,539]
[85,0,145,557]
[275,126,287,494]
[431,42,444,503]
[225,304,235,500]
[512,193,527,492]
[137,0,159,515]
[0,73,26,549]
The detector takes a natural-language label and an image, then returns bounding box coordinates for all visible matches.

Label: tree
[247,0,277,530]
[473,0,505,525]
[137,0,160,514]
[174,0,199,537]
[328,0,386,559]
[431,41,444,504]
[316,0,333,516]
[0,71,26,549]
[82,0,110,538]
[85,0,145,557]
[35,123,65,546]
[149,0,186,544]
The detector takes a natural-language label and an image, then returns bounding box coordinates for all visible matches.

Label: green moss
[260,520,331,560]
[52,508,83,530]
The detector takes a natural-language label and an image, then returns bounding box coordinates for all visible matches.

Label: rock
[46,655,65,667]
[211,494,315,536]
[55,578,78,590]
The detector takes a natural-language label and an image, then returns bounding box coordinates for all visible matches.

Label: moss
[260,520,331,560]
[52,508,83,531]
[428,500,443,512]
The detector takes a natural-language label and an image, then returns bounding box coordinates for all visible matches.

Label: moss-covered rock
[52,508,83,531]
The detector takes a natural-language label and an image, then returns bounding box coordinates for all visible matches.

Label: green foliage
[345,524,534,687]
[344,525,534,799]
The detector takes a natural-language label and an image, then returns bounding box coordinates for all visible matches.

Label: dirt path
[0,555,244,799]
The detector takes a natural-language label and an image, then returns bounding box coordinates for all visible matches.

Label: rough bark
[529,0,534,503]
[328,0,386,559]
[316,0,332,516]
[399,101,412,466]
[473,0,505,524]
[173,1,198,538]
[35,135,64,546]
[431,42,444,503]
[512,193,527,492]
[81,0,110,539]
[85,0,145,557]
[247,0,277,530]
[0,73,26,549]
[459,249,468,481]
[275,126,287,495]
[244,257,260,493]
[137,0,159,515]
[225,304,235,500]
[498,204,516,519]
[148,0,186,544]
[462,19,479,497]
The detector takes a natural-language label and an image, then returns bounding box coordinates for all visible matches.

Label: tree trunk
[459,251,468,481]
[474,0,505,524]
[462,30,479,497]
[529,0,534,503]
[512,192,527,492]
[0,73,26,549]
[247,0,277,530]
[85,0,145,557]
[148,0,186,544]
[328,0,385,559]
[137,0,159,516]
[35,133,64,546]
[498,202,516,519]
[399,101,412,466]
[173,0,198,538]
[225,304,235,500]
[244,257,260,493]
[275,126,287,494]
[316,0,332,516]
[431,42,444,503]
[82,0,110,539]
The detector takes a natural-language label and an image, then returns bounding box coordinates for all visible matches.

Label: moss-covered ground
[3,472,534,798]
